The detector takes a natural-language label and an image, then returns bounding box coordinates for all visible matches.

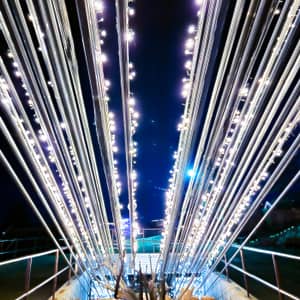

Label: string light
[159,1,300,298]
[115,0,140,263]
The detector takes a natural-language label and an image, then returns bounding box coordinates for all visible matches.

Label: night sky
[0,0,299,234]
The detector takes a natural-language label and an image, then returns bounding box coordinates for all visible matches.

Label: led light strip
[158,0,300,296]
[0,73,100,276]
[179,1,300,282]
[115,0,140,263]
[75,0,126,255]
[160,0,225,272]
[0,0,117,289]
[171,3,292,276]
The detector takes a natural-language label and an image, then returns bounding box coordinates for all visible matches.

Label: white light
[128,97,135,106]
[131,171,137,180]
[7,51,13,58]
[129,8,135,16]
[185,38,194,50]
[112,146,118,153]
[94,1,104,13]
[274,9,280,15]
[14,71,21,77]
[1,98,10,105]
[101,53,108,63]
[39,134,47,142]
[125,30,135,43]
[185,60,192,70]
[188,25,196,34]
[239,87,249,97]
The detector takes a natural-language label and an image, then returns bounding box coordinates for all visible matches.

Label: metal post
[272,254,283,300]
[24,257,32,300]
[224,254,229,281]
[240,249,250,297]
[114,228,117,252]
[143,230,145,253]
[52,250,59,300]
[75,261,78,275]
[159,276,166,300]
[68,252,73,283]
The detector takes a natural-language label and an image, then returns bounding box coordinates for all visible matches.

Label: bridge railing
[212,244,300,300]
[111,227,300,299]
[0,237,54,258]
[0,246,77,300]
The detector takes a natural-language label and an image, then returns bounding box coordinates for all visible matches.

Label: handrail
[207,244,300,300]
[2,231,298,300]
[16,266,69,300]
[0,246,87,300]
[227,262,299,300]
[0,238,54,258]
[0,247,67,267]
[231,243,300,261]
[0,237,49,243]
[0,238,37,243]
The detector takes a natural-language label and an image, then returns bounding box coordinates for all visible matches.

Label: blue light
[187,169,195,177]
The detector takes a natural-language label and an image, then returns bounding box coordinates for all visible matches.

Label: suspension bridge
[0,0,299,299]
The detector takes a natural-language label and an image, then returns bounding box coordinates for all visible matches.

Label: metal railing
[111,228,300,299]
[0,246,76,300]
[0,237,53,258]
[4,231,296,299]
[213,244,300,300]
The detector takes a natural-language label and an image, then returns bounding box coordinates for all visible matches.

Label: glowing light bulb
[185,38,194,50]
[239,87,249,97]
[112,146,118,153]
[128,97,135,106]
[125,30,135,43]
[187,169,195,177]
[95,1,104,13]
[129,8,135,16]
[101,53,108,63]
[185,60,192,70]
[188,25,196,34]
[14,71,21,77]
[133,112,139,119]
